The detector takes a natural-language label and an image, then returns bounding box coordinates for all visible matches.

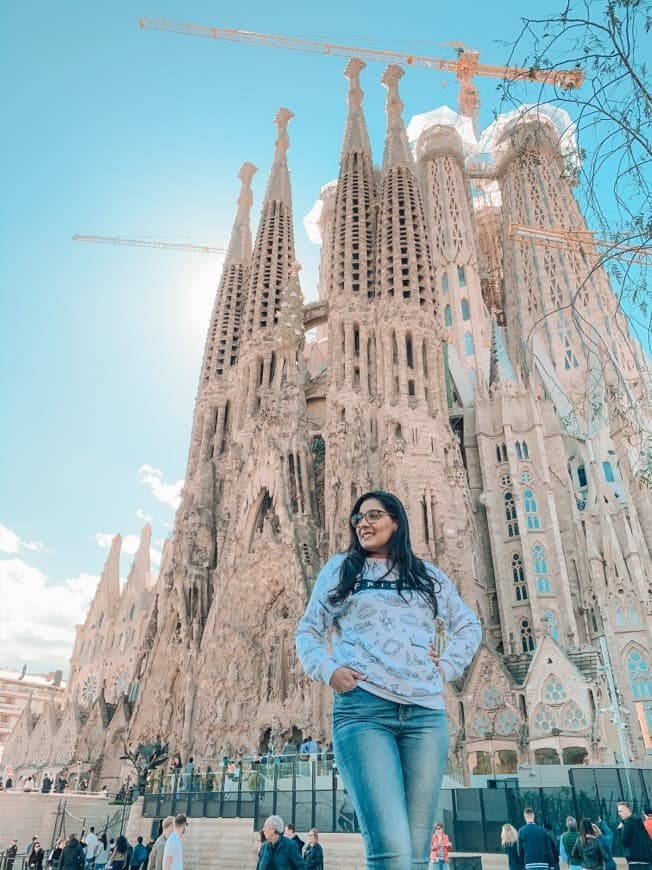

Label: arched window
[505,492,519,538]
[442,272,449,294]
[533,544,550,593]
[501,443,508,462]
[461,298,470,321]
[465,332,474,356]
[496,445,502,462]
[512,553,527,601]
[626,649,652,698]
[457,265,466,287]
[522,441,530,459]
[444,305,452,327]
[544,610,560,642]
[515,441,522,460]
[524,489,541,529]
[520,619,535,652]
[577,465,587,488]
[602,461,615,483]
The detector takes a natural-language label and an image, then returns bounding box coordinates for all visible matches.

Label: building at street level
[5,61,652,784]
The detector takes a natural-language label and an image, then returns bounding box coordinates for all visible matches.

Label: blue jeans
[333,687,449,869]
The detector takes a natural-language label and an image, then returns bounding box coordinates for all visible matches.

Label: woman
[296,491,481,869]
[108,834,129,870]
[303,829,324,870]
[430,822,452,870]
[571,819,610,870]
[47,839,64,869]
[93,832,109,870]
[28,842,44,869]
[501,824,524,870]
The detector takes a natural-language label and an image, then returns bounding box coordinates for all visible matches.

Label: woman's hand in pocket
[329,666,366,693]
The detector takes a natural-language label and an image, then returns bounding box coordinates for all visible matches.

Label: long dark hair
[328,491,441,616]
[579,818,594,844]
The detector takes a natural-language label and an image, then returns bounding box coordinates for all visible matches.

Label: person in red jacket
[430,822,452,870]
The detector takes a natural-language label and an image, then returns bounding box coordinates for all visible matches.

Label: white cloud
[138,465,183,511]
[149,547,162,566]
[0,558,98,673]
[0,522,51,554]
[136,509,153,524]
[92,532,115,549]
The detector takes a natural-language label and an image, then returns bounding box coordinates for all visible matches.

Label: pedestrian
[162,814,187,870]
[296,490,482,868]
[4,776,13,789]
[617,802,652,870]
[501,824,524,870]
[544,823,561,870]
[284,825,305,855]
[129,836,148,869]
[85,827,98,869]
[99,785,109,799]
[55,775,68,793]
[560,818,581,870]
[28,842,45,869]
[643,809,652,840]
[518,808,556,870]
[149,816,174,870]
[59,833,86,870]
[23,775,35,792]
[26,836,39,860]
[430,821,452,870]
[47,839,64,869]
[256,816,305,869]
[571,819,610,870]
[108,835,130,870]
[5,838,18,870]
[93,833,109,870]
[594,819,615,870]
[41,773,53,794]
[303,829,323,870]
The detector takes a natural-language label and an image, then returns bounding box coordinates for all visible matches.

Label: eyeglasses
[350,509,392,528]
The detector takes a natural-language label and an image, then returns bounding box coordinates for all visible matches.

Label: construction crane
[508,223,652,267]
[138,17,584,121]
[73,234,225,255]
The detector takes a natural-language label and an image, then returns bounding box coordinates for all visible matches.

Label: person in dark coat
[502,824,524,870]
[257,816,305,869]
[28,842,45,869]
[284,825,305,856]
[617,802,652,869]
[544,823,561,870]
[302,829,324,870]
[518,808,555,870]
[59,834,85,870]
[5,838,18,870]
[571,819,610,870]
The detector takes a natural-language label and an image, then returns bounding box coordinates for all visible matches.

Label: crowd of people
[3,827,155,870]
[1,772,113,798]
[255,817,324,869]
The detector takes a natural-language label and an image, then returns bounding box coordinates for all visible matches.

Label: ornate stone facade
[6,64,652,782]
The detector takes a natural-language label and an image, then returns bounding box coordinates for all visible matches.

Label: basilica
[5,59,651,787]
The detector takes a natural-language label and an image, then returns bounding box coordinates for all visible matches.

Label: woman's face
[354,498,398,556]
[309,831,317,845]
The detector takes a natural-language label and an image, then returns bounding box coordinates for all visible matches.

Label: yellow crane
[138,17,583,121]
[72,234,225,255]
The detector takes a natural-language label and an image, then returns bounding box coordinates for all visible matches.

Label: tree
[499,0,650,325]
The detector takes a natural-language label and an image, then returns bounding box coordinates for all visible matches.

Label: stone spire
[124,524,151,591]
[200,163,257,383]
[341,58,372,158]
[489,322,518,389]
[327,60,377,301]
[244,109,297,341]
[276,262,305,353]
[225,162,258,264]
[381,65,413,170]
[263,108,294,205]
[97,534,121,612]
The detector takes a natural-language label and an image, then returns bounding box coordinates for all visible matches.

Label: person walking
[149,817,175,870]
[501,824,524,870]
[430,822,452,870]
[518,808,556,870]
[162,814,187,870]
[108,835,130,870]
[256,816,305,869]
[28,842,45,869]
[93,833,109,870]
[296,490,481,869]
[6,838,18,870]
[84,827,98,870]
[284,825,305,856]
[302,829,324,870]
[59,834,86,870]
[617,802,652,870]
[47,839,64,869]
[571,819,610,870]
[560,818,582,870]
[129,837,148,869]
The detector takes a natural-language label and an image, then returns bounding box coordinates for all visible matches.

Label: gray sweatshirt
[295,554,481,709]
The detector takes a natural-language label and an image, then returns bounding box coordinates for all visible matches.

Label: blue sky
[0,0,632,673]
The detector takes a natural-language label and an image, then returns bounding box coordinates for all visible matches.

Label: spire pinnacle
[276,261,305,351]
[489,322,518,388]
[381,64,413,170]
[225,162,258,264]
[341,58,372,157]
[264,108,294,205]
